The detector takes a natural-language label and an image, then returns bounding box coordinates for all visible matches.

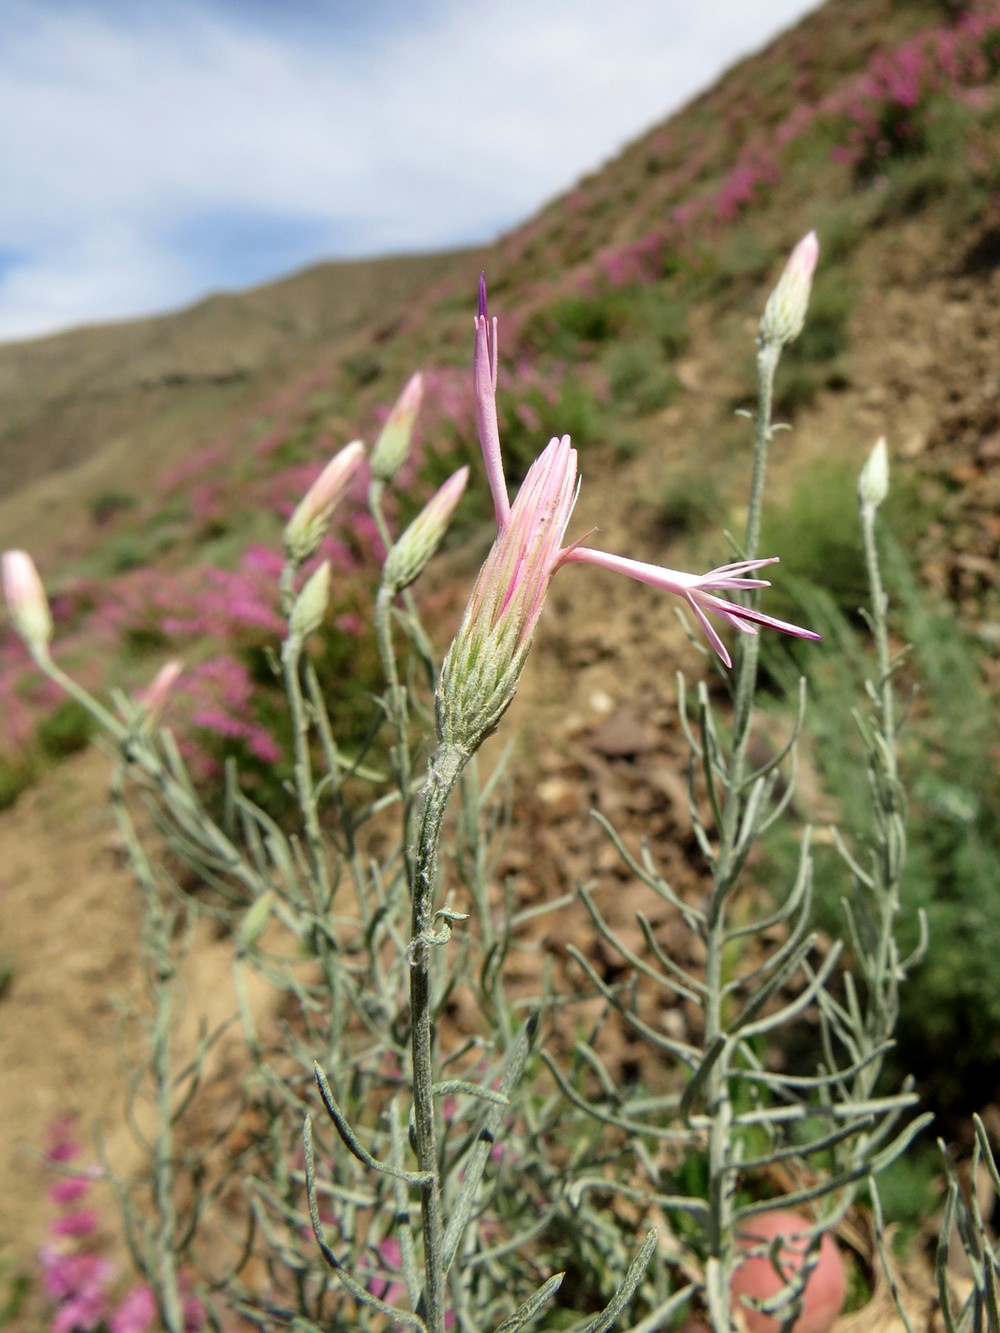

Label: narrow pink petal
[699,593,822,642]
[687,596,733,668]
[558,545,693,594]
[474,276,510,530]
[704,557,780,579]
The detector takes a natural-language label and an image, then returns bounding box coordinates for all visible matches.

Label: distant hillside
[0,250,473,535]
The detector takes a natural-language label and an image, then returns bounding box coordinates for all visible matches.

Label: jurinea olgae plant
[2,233,943,1332]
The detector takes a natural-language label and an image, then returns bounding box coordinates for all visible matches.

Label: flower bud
[284,440,365,565]
[238,889,275,951]
[859,436,889,511]
[383,467,468,594]
[759,231,819,350]
[370,372,424,485]
[136,659,183,727]
[2,549,53,655]
[289,561,331,641]
[436,437,577,755]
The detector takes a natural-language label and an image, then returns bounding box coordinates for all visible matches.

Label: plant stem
[409,741,467,1333]
[727,339,780,800]
[703,338,781,1331]
[281,632,332,906]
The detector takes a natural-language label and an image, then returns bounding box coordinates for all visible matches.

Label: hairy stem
[409,741,467,1332]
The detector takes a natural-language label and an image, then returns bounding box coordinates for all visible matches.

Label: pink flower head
[437,434,578,750]
[558,552,820,670]
[109,1285,157,1333]
[51,1208,99,1238]
[437,278,821,750]
[48,1176,92,1207]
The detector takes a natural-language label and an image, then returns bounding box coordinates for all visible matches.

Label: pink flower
[437,278,821,750]
[51,1208,99,1238]
[109,1286,156,1333]
[558,552,818,670]
[48,1177,92,1207]
[436,434,579,750]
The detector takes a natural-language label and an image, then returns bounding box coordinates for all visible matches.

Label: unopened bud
[238,889,275,951]
[760,231,819,350]
[136,659,183,727]
[2,549,53,655]
[370,372,424,485]
[290,561,331,641]
[284,440,365,565]
[859,436,889,511]
[383,467,468,594]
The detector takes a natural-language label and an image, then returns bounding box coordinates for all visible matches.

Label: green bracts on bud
[859,436,890,511]
[383,467,468,594]
[759,231,819,351]
[290,561,331,641]
[370,372,424,484]
[435,436,578,757]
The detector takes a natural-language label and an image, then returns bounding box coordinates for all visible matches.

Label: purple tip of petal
[478,272,488,320]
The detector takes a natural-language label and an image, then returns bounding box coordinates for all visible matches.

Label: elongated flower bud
[238,889,275,951]
[383,467,469,594]
[290,561,331,641]
[858,436,889,512]
[136,659,183,727]
[2,549,53,655]
[284,440,365,565]
[759,231,819,350]
[370,372,424,485]
[436,437,577,754]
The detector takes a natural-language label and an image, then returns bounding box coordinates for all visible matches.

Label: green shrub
[0,756,33,810]
[761,542,1000,1121]
[341,349,384,388]
[35,699,94,758]
[605,338,678,416]
[496,374,603,485]
[90,491,138,526]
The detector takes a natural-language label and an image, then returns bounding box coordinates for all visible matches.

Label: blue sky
[0,0,818,342]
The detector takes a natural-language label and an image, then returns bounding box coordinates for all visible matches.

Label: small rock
[590,713,658,758]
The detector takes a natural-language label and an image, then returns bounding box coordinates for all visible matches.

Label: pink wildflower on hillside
[437,277,820,753]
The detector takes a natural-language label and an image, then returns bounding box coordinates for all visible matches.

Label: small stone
[590,713,658,758]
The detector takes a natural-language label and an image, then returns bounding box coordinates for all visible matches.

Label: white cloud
[0,0,817,341]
